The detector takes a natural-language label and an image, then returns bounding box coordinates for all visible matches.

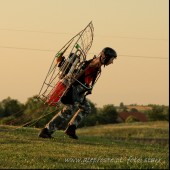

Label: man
[38,47,117,139]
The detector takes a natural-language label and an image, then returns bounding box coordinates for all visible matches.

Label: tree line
[0,96,169,128]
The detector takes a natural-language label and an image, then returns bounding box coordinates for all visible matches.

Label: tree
[130,108,139,112]
[98,104,118,124]
[0,97,24,118]
[119,102,127,112]
[125,115,139,123]
[146,105,169,121]
[22,95,61,127]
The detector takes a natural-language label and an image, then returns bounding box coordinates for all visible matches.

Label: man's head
[100,47,117,66]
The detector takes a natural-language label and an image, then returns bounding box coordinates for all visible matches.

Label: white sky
[0,0,169,107]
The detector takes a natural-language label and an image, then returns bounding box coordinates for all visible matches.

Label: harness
[76,59,101,88]
[60,59,101,104]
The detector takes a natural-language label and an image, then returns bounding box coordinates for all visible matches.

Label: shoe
[38,128,52,138]
[65,125,78,139]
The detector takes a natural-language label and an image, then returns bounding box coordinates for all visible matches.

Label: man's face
[101,52,115,66]
[105,57,115,66]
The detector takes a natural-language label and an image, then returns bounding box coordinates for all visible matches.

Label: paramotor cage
[38,22,94,106]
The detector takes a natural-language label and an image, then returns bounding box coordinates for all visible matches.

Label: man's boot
[65,125,78,139]
[38,128,53,138]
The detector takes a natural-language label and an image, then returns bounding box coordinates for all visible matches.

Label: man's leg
[39,104,77,138]
[65,99,91,139]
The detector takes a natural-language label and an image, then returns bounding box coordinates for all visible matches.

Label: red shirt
[84,66,99,86]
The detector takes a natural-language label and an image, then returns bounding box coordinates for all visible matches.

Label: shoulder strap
[91,68,101,87]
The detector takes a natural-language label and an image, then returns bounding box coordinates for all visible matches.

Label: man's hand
[85,90,92,96]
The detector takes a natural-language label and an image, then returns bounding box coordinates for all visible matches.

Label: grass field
[0,121,169,169]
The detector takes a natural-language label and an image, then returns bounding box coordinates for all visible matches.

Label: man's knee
[85,103,91,114]
[79,101,91,115]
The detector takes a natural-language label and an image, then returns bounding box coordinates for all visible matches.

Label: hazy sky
[0,0,169,107]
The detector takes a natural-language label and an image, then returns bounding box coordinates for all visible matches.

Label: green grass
[0,121,169,169]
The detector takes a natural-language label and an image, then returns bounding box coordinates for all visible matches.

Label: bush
[146,105,169,121]
[125,115,139,123]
